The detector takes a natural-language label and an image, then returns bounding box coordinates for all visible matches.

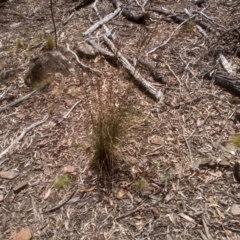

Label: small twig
[148,15,196,54]
[182,125,193,164]
[0,84,47,113]
[66,44,101,75]
[55,100,82,126]
[115,206,141,221]
[202,216,212,239]
[42,189,76,214]
[0,114,49,163]
[49,0,58,49]
[165,62,182,87]
[0,90,8,99]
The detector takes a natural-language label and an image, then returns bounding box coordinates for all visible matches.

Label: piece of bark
[13,181,28,193]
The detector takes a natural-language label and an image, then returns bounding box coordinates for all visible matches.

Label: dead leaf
[231,204,240,215]
[0,194,4,202]
[63,165,75,173]
[12,227,32,240]
[179,213,196,223]
[117,188,125,199]
[126,156,138,164]
[0,171,19,179]
[197,118,204,127]
[43,189,51,200]
[151,135,164,145]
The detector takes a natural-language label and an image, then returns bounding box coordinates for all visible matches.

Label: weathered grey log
[68,0,95,13]
[204,71,240,97]
[110,0,148,24]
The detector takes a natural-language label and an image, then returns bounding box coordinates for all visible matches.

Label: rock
[231,204,240,215]
[25,51,71,87]
[0,171,19,179]
[76,43,97,59]
[12,227,32,240]
[13,181,28,193]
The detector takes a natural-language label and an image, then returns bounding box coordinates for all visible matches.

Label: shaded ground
[1,0,240,239]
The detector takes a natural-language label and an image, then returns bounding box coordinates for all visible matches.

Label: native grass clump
[134,178,148,192]
[16,37,23,48]
[45,34,55,50]
[231,134,240,148]
[89,80,132,176]
[54,174,72,189]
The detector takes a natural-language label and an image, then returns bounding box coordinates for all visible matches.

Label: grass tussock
[135,178,148,192]
[45,34,55,50]
[89,80,131,176]
[54,174,71,189]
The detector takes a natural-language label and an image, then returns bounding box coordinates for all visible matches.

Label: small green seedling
[231,134,240,147]
[54,174,71,189]
[16,38,23,48]
[45,35,55,50]
[135,178,148,192]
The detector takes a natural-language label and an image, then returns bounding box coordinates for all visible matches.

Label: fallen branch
[42,189,76,213]
[148,15,196,55]
[103,35,161,101]
[68,0,94,13]
[66,44,101,75]
[0,84,47,113]
[0,114,49,161]
[83,7,121,36]
[115,206,141,221]
[55,100,82,126]
[127,57,166,84]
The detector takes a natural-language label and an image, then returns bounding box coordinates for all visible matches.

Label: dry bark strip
[103,35,161,101]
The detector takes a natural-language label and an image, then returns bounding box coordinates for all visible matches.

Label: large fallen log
[204,71,240,97]
[110,0,148,24]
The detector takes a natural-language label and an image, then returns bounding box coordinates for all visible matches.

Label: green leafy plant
[54,174,71,189]
[231,134,240,147]
[135,178,148,191]
[45,35,55,50]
